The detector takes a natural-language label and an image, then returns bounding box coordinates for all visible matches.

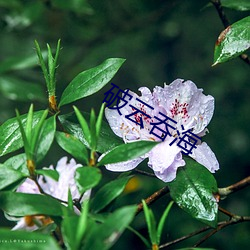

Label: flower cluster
[104,79,219,182]
[11,157,89,231]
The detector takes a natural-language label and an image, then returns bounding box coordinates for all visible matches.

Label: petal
[38,157,82,201]
[148,139,185,182]
[158,79,214,134]
[16,178,40,194]
[105,156,146,172]
[190,142,219,173]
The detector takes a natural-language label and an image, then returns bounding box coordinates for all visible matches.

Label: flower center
[170,98,190,122]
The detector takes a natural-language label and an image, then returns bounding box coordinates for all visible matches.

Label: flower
[11,157,90,231]
[104,79,219,182]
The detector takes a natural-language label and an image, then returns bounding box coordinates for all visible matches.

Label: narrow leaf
[96,103,105,141]
[73,106,91,146]
[36,116,56,162]
[76,200,89,248]
[59,112,123,153]
[90,108,97,150]
[157,201,174,244]
[0,111,44,157]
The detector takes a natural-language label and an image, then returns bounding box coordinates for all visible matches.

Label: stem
[159,216,250,249]
[134,169,156,178]
[136,186,169,215]
[193,216,250,247]
[218,176,250,198]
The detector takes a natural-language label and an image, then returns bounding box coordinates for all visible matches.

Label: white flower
[12,157,90,231]
[104,79,219,182]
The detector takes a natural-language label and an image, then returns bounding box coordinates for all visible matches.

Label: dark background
[0,0,249,249]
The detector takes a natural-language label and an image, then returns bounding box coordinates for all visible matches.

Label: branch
[193,216,250,247]
[218,176,250,198]
[159,216,250,249]
[211,0,250,66]
[136,186,169,215]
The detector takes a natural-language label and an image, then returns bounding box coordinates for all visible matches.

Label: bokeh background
[0,0,249,249]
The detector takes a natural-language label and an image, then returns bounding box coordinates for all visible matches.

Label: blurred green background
[0,0,249,249]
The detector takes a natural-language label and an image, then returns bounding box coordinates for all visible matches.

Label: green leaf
[59,112,123,153]
[62,215,80,250]
[83,205,137,250]
[35,40,50,91]
[157,201,174,244]
[213,16,250,65]
[0,192,65,216]
[0,164,27,190]
[0,76,46,102]
[73,106,91,147]
[89,109,97,150]
[36,169,59,181]
[96,103,105,140]
[4,153,28,175]
[97,141,158,166]
[91,176,132,213]
[59,58,125,106]
[56,131,89,165]
[36,116,56,162]
[168,159,218,227]
[142,200,157,245]
[221,0,250,11]
[75,167,102,194]
[76,200,89,248]
[62,201,89,250]
[0,111,44,157]
[0,228,60,250]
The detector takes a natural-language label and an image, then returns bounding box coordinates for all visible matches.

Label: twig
[159,216,250,249]
[159,223,212,249]
[193,216,250,247]
[136,186,169,215]
[218,176,250,198]
[218,206,235,218]
[134,169,156,178]
[211,0,250,66]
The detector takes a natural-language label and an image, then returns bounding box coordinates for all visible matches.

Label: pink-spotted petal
[156,79,214,134]
[190,142,219,173]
